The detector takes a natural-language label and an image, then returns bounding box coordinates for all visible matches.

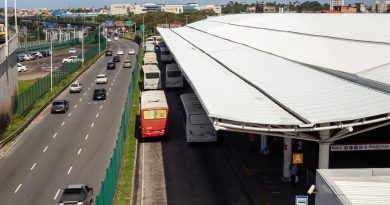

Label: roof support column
[260,135,269,155]
[319,124,331,169]
[282,137,292,180]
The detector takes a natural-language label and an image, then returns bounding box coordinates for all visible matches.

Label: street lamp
[14,0,18,34]
[50,30,53,91]
[142,15,145,45]
[4,0,9,56]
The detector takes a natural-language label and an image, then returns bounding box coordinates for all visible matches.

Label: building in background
[143,3,162,13]
[355,3,368,12]
[161,4,184,14]
[110,3,131,15]
[330,0,344,10]
[372,1,390,13]
[333,5,357,12]
[129,4,145,15]
[197,5,222,14]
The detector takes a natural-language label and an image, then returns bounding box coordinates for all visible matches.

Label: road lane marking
[68,113,72,117]
[53,132,58,138]
[107,92,109,95]
[74,105,77,109]
[88,87,91,90]
[91,82,93,86]
[79,98,82,102]
[67,166,73,175]
[96,113,99,118]
[30,163,37,171]
[100,105,103,110]
[84,92,87,96]
[0,151,4,157]
[54,189,61,200]
[61,121,65,126]
[113,79,116,82]
[14,184,22,193]
[111,83,113,86]
[91,122,94,128]
[43,146,48,152]
[77,148,82,155]
[109,87,112,91]
[85,134,89,140]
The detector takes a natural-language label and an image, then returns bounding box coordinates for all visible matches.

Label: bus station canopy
[157,14,390,134]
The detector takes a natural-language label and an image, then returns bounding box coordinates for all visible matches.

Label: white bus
[143,65,162,90]
[143,52,158,66]
[165,63,183,88]
[179,93,217,143]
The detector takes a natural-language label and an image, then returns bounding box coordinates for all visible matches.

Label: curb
[0,49,106,148]
[130,138,140,205]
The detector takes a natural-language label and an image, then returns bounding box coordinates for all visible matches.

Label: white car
[128,49,135,55]
[69,48,77,54]
[95,74,108,84]
[107,38,112,42]
[123,60,132,68]
[114,36,119,41]
[17,63,27,72]
[117,49,124,55]
[23,54,32,61]
[62,56,83,64]
[69,81,82,93]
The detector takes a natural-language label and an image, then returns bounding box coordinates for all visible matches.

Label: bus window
[144,109,167,120]
[146,72,160,79]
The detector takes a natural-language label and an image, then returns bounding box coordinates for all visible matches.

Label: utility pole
[142,15,145,45]
[98,24,101,54]
[37,25,39,42]
[82,26,84,66]
[14,0,18,34]
[50,30,53,91]
[5,0,9,56]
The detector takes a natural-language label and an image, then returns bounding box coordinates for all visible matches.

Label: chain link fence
[95,46,142,205]
[12,32,106,116]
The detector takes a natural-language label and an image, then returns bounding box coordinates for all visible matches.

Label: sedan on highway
[51,100,69,113]
[123,60,132,68]
[93,88,107,100]
[69,81,82,93]
[95,74,108,84]
[107,62,116,70]
[113,55,120,62]
[69,48,77,54]
[117,49,124,55]
[128,48,136,55]
[105,50,113,56]
[31,52,43,58]
[59,184,93,205]
[17,63,27,72]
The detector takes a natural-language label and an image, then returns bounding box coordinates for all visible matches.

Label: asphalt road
[0,38,138,204]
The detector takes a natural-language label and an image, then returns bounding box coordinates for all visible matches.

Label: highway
[0,38,138,204]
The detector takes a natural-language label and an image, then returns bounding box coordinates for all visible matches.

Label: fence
[17,31,98,55]
[12,34,106,116]
[95,46,142,205]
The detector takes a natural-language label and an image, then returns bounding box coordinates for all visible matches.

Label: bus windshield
[189,114,210,125]
[144,110,167,120]
[167,71,181,77]
[146,72,160,79]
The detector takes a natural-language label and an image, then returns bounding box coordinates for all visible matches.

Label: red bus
[140,90,169,138]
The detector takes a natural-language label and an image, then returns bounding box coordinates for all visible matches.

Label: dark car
[113,55,120,62]
[29,54,37,60]
[59,184,93,205]
[93,88,107,100]
[51,100,69,113]
[107,62,116,70]
[41,50,51,57]
[17,56,25,62]
[105,50,113,56]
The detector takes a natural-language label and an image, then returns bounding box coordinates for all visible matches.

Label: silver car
[69,81,82,93]
[123,60,132,68]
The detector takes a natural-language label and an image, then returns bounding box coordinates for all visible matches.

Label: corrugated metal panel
[188,19,390,74]
[172,27,390,124]
[158,28,301,125]
[358,64,390,86]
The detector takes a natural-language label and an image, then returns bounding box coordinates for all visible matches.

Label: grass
[122,33,136,41]
[114,47,144,205]
[0,49,106,141]
[18,79,37,93]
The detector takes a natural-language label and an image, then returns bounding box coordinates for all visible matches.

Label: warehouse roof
[157,14,390,132]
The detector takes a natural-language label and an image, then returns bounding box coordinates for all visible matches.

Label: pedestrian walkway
[223,133,315,205]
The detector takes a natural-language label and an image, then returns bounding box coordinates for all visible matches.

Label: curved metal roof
[157,14,390,131]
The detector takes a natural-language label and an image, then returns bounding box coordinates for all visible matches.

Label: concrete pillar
[283,137,292,179]
[319,128,331,169]
[260,135,268,155]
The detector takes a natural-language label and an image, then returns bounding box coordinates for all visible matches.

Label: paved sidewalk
[223,133,315,205]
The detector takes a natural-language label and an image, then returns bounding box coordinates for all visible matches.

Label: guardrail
[95,45,142,205]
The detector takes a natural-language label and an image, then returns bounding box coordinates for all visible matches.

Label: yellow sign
[293,153,303,164]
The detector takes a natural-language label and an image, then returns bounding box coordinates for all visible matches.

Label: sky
[8,0,333,9]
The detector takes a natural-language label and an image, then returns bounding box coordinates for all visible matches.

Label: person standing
[290,163,298,187]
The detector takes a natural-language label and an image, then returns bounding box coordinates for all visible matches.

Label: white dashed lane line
[30,163,37,171]
[77,148,82,155]
[91,122,94,128]
[96,113,99,118]
[68,113,72,117]
[88,87,90,90]
[79,98,82,102]
[109,87,112,91]
[85,134,89,140]
[61,121,65,126]
[67,166,73,175]
[43,146,48,153]
[54,189,61,200]
[14,184,22,193]
[53,132,58,138]
[100,105,103,110]
[74,105,77,109]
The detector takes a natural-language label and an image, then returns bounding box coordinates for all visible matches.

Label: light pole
[98,24,101,54]
[5,0,9,56]
[50,30,53,91]
[14,0,18,34]
[185,15,189,25]
[82,27,84,66]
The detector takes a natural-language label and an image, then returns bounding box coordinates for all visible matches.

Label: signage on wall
[331,143,390,151]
